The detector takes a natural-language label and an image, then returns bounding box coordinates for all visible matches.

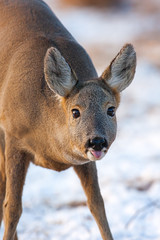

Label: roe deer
[0,0,136,239]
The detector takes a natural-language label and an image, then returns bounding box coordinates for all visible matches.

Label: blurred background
[1,0,160,239]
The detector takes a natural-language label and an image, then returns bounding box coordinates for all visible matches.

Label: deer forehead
[70,82,116,108]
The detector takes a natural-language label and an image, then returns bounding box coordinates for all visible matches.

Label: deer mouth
[85,137,108,161]
[87,149,107,161]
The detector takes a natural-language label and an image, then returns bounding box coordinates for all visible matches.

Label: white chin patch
[87,150,106,161]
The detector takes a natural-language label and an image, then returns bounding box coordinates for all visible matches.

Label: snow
[1,1,160,240]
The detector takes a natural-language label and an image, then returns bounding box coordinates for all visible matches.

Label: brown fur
[62,0,120,7]
[0,0,136,239]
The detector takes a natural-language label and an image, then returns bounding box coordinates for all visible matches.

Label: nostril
[101,138,108,148]
[89,137,108,151]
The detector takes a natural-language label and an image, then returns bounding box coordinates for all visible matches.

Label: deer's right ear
[101,44,136,92]
[44,47,77,97]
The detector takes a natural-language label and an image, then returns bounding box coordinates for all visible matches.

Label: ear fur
[101,44,136,92]
[44,47,77,97]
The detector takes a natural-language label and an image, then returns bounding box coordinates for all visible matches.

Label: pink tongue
[91,151,102,159]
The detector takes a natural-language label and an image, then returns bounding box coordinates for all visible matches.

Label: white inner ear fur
[44,47,77,97]
[102,44,136,92]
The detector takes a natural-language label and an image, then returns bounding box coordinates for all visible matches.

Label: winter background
[0,0,160,239]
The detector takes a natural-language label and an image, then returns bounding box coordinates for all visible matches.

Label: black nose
[88,137,108,151]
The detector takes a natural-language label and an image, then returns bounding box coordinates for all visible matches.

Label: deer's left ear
[101,44,136,92]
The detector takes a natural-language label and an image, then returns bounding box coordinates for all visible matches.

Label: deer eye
[72,109,80,119]
[107,107,115,117]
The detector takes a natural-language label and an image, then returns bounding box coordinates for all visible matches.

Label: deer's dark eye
[107,107,115,117]
[72,109,80,119]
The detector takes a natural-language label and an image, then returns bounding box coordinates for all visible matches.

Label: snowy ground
[1,1,160,240]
